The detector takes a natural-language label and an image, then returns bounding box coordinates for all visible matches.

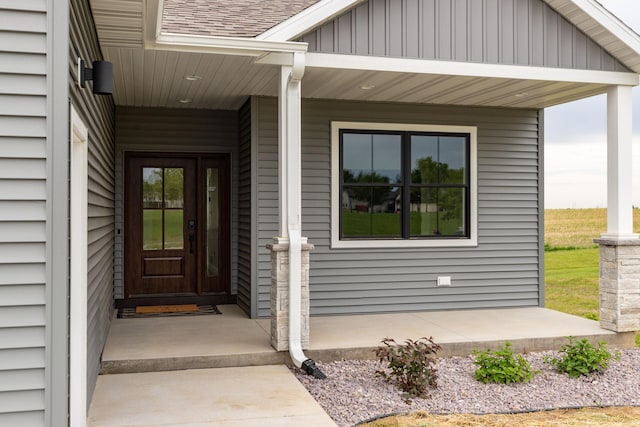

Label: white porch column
[595,85,640,333]
[603,85,638,240]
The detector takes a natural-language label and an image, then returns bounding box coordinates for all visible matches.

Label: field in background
[545,208,640,249]
[544,208,640,346]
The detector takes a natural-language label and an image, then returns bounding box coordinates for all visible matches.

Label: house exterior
[1,0,639,425]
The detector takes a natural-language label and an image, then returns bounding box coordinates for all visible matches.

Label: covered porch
[99,305,634,374]
[86,305,635,425]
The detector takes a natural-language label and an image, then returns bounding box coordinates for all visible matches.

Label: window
[332,122,477,248]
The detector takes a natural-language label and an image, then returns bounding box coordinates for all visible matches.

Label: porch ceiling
[102,46,614,111]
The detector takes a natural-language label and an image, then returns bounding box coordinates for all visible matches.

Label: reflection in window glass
[342,186,401,237]
[142,166,185,250]
[206,168,219,276]
[438,137,466,184]
[143,168,163,209]
[143,209,163,250]
[342,134,372,183]
[411,136,438,184]
[340,128,470,240]
[164,168,184,208]
[437,188,465,235]
[164,210,183,249]
[409,188,465,237]
[342,133,401,184]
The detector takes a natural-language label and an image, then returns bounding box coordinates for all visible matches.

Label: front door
[123,153,230,305]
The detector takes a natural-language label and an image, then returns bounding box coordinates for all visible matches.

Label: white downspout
[283,51,325,378]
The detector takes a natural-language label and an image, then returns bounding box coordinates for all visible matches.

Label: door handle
[188,219,196,254]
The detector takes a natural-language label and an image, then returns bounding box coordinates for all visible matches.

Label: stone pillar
[595,238,640,332]
[267,237,313,351]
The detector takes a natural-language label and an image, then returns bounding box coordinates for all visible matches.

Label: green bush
[374,337,441,399]
[544,337,620,378]
[473,342,537,384]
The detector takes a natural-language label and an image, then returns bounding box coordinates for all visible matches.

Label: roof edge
[151,32,308,56]
[256,0,366,41]
[573,0,640,52]
[544,0,640,73]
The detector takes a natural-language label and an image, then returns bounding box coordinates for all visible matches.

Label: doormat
[117,304,222,318]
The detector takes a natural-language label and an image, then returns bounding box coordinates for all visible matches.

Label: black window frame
[339,129,471,241]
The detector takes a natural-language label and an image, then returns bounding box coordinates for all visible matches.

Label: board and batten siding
[69,0,116,408]
[253,97,542,317]
[299,0,629,72]
[0,2,50,425]
[114,107,240,298]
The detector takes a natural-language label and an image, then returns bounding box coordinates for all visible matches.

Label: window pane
[143,209,163,250]
[342,186,400,237]
[409,188,439,236]
[372,134,401,184]
[437,188,465,236]
[206,168,219,276]
[342,133,401,184]
[411,135,438,184]
[164,209,183,249]
[410,188,466,237]
[143,168,163,209]
[439,136,466,184]
[164,168,184,208]
[342,133,372,183]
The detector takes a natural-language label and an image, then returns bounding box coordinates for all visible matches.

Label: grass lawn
[544,208,640,347]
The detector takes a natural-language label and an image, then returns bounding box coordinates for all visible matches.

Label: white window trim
[331,121,478,249]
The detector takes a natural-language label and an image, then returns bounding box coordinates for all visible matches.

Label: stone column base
[594,237,640,332]
[267,237,314,352]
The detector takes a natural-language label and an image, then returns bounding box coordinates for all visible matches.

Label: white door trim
[70,105,89,426]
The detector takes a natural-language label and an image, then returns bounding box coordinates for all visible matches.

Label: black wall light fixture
[78,58,113,95]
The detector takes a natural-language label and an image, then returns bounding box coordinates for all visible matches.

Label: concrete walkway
[89,305,635,426]
[88,365,337,426]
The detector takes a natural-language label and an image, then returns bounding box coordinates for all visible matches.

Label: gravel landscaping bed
[292,348,640,427]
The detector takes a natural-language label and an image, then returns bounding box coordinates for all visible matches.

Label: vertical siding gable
[298,0,630,72]
[0,3,48,425]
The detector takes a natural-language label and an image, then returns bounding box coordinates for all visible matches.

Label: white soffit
[88,0,144,47]
[544,0,640,73]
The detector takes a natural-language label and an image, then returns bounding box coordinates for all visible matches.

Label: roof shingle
[162,0,322,38]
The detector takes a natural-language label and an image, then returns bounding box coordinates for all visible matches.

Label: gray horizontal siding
[299,0,629,72]
[0,2,48,425]
[114,107,240,299]
[254,97,541,317]
[69,0,116,409]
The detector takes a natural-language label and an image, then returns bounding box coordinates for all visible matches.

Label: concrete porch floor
[89,305,635,426]
[100,305,635,374]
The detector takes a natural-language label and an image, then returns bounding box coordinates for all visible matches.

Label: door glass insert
[206,168,219,276]
[142,167,184,250]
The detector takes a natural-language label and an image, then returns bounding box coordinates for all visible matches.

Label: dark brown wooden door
[124,153,232,304]
[125,156,197,296]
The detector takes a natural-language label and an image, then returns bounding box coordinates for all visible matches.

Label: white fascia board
[298,53,640,86]
[150,33,308,57]
[257,0,365,41]
[566,0,640,54]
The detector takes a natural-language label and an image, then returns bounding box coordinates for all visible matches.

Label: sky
[544,0,640,209]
